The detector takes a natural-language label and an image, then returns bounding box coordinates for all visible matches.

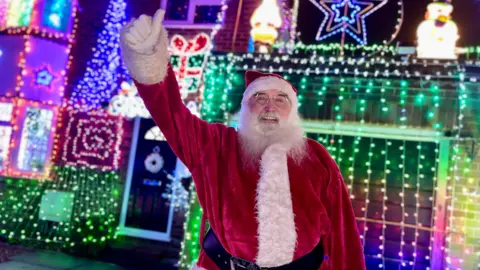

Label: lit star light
[309,0,388,45]
[35,67,56,88]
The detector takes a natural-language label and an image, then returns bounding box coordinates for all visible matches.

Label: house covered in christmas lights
[0,0,480,269]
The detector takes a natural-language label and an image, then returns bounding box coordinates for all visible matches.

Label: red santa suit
[120,19,365,270]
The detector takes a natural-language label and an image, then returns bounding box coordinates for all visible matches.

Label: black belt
[202,230,324,270]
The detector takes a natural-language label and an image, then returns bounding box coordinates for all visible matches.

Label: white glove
[120,9,170,85]
[123,9,165,55]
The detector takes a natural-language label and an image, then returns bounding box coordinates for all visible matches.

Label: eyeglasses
[253,93,290,108]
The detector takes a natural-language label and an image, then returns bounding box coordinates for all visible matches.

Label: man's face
[247,89,292,133]
[238,88,305,161]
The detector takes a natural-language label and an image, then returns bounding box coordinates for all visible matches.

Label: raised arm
[120,9,223,170]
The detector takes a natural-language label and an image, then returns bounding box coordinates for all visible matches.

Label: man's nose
[264,103,276,111]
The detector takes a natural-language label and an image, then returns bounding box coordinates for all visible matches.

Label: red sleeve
[133,63,223,171]
[321,169,366,270]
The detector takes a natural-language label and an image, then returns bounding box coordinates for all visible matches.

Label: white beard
[237,106,307,166]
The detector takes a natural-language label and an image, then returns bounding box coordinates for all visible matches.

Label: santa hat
[242,71,298,109]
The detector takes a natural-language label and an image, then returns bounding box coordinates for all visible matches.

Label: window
[0,102,13,172]
[193,5,222,24]
[0,102,13,122]
[144,126,166,141]
[0,126,12,171]
[161,0,222,28]
[165,0,190,21]
[17,107,54,172]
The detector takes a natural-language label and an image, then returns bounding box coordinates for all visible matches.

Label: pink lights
[60,109,124,171]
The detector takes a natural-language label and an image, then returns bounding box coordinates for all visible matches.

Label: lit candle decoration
[250,0,283,53]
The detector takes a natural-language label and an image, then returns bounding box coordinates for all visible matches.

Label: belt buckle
[230,256,261,270]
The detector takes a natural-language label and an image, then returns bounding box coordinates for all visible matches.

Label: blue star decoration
[35,67,56,88]
[309,0,388,45]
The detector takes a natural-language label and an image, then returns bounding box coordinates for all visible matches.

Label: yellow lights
[417,1,459,60]
[250,0,282,53]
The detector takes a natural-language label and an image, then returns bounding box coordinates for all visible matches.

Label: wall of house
[212,0,261,52]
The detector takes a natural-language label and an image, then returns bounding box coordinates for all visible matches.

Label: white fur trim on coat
[190,263,206,270]
[119,21,170,85]
[255,144,297,267]
[242,76,298,109]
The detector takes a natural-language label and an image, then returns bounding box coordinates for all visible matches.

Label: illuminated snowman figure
[417,0,459,59]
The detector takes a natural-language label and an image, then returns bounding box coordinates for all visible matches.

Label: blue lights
[345,27,365,45]
[308,0,388,45]
[69,0,129,110]
[42,0,72,32]
[317,27,365,45]
[36,68,55,87]
[332,0,361,24]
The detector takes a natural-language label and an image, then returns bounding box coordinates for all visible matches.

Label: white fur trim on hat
[242,76,298,109]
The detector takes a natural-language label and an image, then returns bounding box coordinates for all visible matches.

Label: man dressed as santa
[120,9,365,270]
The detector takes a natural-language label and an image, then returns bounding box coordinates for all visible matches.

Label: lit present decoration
[169,33,212,98]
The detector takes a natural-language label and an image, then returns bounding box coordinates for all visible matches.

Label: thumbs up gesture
[120,9,170,84]
[123,9,166,55]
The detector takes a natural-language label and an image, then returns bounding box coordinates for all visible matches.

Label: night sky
[296,0,480,46]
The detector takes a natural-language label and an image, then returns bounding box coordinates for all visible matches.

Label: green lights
[178,52,480,268]
[178,182,203,270]
[0,166,120,254]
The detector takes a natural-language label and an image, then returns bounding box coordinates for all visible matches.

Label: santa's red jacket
[133,64,365,270]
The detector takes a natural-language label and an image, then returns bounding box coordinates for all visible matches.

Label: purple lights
[0,35,24,97]
[20,37,68,105]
